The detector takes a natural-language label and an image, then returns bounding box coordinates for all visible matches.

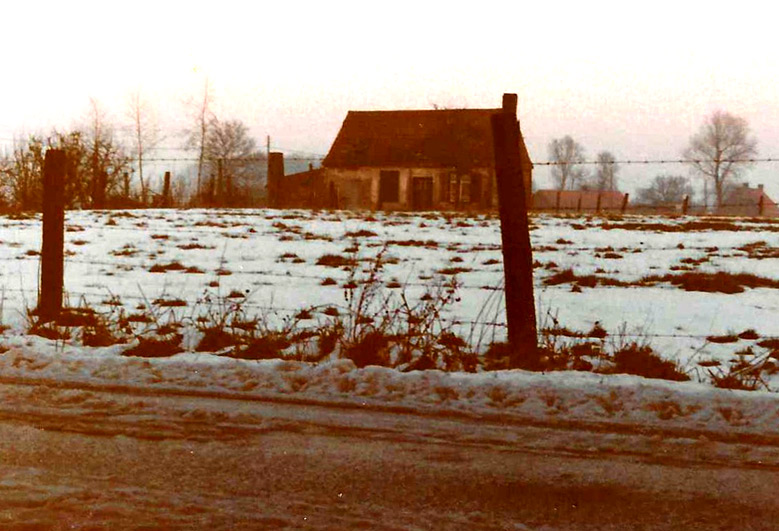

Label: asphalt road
[0,381,778,529]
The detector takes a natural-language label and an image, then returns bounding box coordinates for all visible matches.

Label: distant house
[716,183,779,217]
[532,190,628,212]
[270,108,533,211]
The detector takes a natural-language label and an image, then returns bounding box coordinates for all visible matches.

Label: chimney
[267,152,284,208]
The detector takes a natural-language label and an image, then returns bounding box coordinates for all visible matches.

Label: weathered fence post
[682,195,690,216]
[577,195,582,213]
[595,193,602,213]
[267,152,284,208]
[122,172,130,201]
[39,149,67,322]
[555,190,561,212]
[491,93,538,367]
[162,171,171,207]
[758,193,765,217]
[621,193,629,214]
[216,159,224,205]
[91,170,107,209]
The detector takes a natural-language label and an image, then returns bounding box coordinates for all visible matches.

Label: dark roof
[322,109,532,170]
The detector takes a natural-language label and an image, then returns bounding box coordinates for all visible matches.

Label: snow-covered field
[1,208,779,516]
[4,334,779,449]
[1,208,777,369]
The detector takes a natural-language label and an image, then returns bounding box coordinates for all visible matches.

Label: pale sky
[2,0,778,199]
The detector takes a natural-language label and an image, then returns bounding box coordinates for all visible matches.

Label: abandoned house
[715,183,779,217]
[268,108,533,211]
[532,190,628,213]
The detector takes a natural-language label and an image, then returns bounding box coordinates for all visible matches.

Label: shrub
[342,330,391,368]
[738,329,760,340]
[757,338,779,349]
[123,334,183,358]
[608,343,689,381]
[708,350,771,391]
[196,327,236,352]
[706,333,739,344]
[587,322,608,339]
[230,336,291,360]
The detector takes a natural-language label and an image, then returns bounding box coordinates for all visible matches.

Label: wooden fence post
[39,149,67,322]
[123,172,130,200]
[596,193,602,213]
[555,190,561,212]
[758,194,765,217]
[491,93,538,367]
[162,171,171,207]
[577,195,582,213]
[621,193,629,214]
[216,159,224,205]
[682,195,690,216]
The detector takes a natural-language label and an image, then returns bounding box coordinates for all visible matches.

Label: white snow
[2,334,779,442]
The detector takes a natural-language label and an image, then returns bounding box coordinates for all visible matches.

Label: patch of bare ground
[177,242,215,250]
[542,268,629,288]
[757,338,779,349]
[111,245,138,257]
[387,239,439,248]
[148,261,188,273]
[316,254,357,268]
[639,271,779,293]
[436,266,472,275]
[706,333,740,344]
[600,218,779,232]
[344,229,378,238]
[738,241,779,259]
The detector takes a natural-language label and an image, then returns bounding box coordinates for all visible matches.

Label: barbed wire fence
[2,145,778,370]
[2,133,778,212]
[3,208,778,352]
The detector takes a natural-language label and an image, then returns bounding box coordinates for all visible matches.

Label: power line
[535,158,779,166]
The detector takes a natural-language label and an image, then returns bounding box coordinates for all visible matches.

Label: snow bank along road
[2,374,779,529]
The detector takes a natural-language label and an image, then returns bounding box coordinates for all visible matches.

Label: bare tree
[82,99,129,208]
[636,174,693,205]
[203,117,265,206]
[0,135,45,210]
[127,88,161,203]
[49,129,89,208]
[548,136,586,190]
[683,111,757,208]
[186,76,213,202]
[592,151,619,191]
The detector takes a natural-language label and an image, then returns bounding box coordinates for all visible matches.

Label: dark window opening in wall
[438,174,448,203]
[460,175,472,204]
[379,170,400,202]
[449,174,459,203]
[470,175,481,204]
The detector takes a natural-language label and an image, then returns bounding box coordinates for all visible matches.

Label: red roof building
[532,190,628,212]
[272,107,533,211]
[716,184,779,217]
